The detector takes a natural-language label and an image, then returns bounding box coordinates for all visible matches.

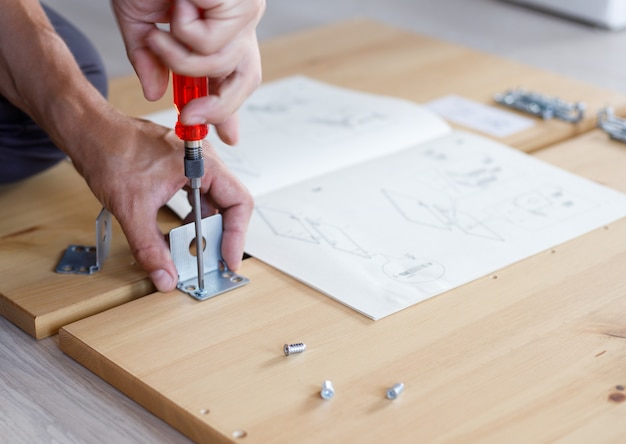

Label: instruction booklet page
[150,76,626,319]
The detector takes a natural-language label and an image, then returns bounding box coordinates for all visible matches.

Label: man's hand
[0,0,254,293]
[112,0,265,144]
[71,114,253,292]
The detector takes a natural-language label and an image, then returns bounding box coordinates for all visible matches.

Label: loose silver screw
[283,343,306,356]
[320,380,335,400]
[386,382,405,400]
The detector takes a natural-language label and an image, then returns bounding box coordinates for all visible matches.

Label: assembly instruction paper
[150,76,451,196]
[151,76,626,320]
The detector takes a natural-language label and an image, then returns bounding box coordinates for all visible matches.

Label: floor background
[44,0,626,94]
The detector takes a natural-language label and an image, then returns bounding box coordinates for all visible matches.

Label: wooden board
[60,128,626,443]
[2,19,622,338]
[0,162,180,338]
[109,20,626,154]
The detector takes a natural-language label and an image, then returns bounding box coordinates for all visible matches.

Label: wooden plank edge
[32,278,156,340]
[58,326,233,444]
[1,276,155,340]
[0,291,37,338]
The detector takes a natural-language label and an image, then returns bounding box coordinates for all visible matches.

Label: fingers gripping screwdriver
[173,74,208,294]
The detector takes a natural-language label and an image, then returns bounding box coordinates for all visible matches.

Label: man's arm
[0,0,108,153]
[0,0,253,291]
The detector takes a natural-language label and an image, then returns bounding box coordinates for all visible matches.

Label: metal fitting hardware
[56,208,111,275]
[494,89,585,123]
[386,382,405,400]
[598,107,626,143]
[283,343,306,356]
[320,380,335,400]
[170,214,249,301]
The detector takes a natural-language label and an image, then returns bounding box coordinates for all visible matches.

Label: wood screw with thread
[283,343,307,356]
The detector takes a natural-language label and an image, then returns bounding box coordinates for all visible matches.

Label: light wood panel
[5,19,620,340]
[0,162,180,338]
[60,127,626,443]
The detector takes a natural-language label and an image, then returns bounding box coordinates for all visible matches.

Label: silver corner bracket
[56,208,112,275]
[598,107,626,143]
[169,214,249,301]
[494,89,585,123]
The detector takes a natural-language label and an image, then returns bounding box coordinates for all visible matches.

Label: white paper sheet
[149,76,626,320]
[246,131,626,319]
[426,95,536,137]
[151,76,451,196]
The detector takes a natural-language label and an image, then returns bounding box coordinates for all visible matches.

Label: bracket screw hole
[188,237,206,257]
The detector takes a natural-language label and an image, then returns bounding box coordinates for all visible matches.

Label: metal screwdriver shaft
[173,74,209,293]
[185,139,205,292]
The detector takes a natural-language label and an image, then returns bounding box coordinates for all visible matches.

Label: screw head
[386,382,405,400]
[283,342,306,356]
[320,380,334,400]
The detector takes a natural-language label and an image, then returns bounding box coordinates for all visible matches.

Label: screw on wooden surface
[283,343,306,356]
[320,380,335,400]
[386,382,405,400]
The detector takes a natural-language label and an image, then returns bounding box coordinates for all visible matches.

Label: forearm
[0,0,114,169]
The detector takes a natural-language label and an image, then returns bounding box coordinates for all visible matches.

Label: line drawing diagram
[254,206,446,285]
[241,79,396,146]
[487,185,598,231]
[380,147,512,242]
[255,206,369,257]
[254,207,318,244]
[307,219,371,258]
[382,188,504,241]
[380,141,600,240]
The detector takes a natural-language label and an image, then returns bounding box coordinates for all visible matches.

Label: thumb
[120,213,178,292]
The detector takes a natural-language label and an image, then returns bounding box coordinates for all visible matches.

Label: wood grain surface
[5,19,621,340]
[60,127,626,443]
[0,161,181,339]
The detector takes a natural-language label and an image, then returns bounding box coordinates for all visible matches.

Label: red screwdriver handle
[173,73,209,141]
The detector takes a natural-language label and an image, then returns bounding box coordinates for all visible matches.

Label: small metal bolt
[386,382,405,400]
[320,380,334,400]
[283,343,306,356]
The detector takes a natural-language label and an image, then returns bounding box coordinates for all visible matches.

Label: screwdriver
[173,73,209,294]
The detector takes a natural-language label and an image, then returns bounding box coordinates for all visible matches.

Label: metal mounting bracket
[56,208,111,275]
[598,107,626,143]
[494,89,585,123]
[170,214,249,301]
